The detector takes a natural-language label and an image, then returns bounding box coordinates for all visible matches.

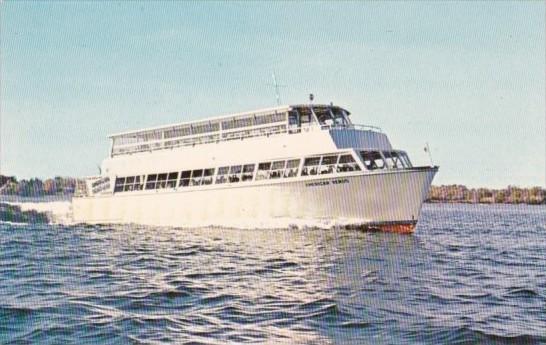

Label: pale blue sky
[1,1,544,188]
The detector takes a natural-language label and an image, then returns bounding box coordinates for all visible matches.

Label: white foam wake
[164,217,372,230]
[5,201,73,225]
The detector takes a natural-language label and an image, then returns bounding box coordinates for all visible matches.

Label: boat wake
[1,201,73,225]
[3,201,381,231]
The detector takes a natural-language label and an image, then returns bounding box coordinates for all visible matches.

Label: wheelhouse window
[399,152,413,168]
[383,151,407,169]
[288,112,298,126]
[332,108,349,126]
[360,151,386,170]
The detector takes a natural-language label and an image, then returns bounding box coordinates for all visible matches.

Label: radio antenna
[269,72,286,106]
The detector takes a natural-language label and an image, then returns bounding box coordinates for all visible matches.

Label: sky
[1,1,544,188]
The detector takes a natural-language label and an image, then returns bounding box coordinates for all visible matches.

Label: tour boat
[72,103,438,233]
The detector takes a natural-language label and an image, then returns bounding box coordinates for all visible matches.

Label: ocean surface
[1,203,545,344]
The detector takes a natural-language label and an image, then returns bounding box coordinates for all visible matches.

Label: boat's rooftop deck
[108,104,380,157]
[109,104,348,138]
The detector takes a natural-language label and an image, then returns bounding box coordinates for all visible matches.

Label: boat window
[288,112,298,126]
[145,174,157,190]
[338,155,361,172]
[322,155,338,165]
[360,151,386,170]
[315,108,334,126]
[270,161,285,179]
[304,157,321,166]
[215,166,229,184]
[284,159,300,177]
[254,112,286,126]
[392,151,407,168]
[165,172,178,188]
[242,164,255,181]
[126,176,141,191]
[114,177,125,192]
[113,175,145,193]
[383,151,394,168]
[156,173,168,189]
[228,165,242,183]
[202,168,215,185]
[271,161,285,170]
[319,155,338,175]
[332,108,348,126]
[382,151,407,169]
[399,152,413,168]
[192,123,216,135]
[134,176,143,190]
[179,171,191,187]
[302,157,320,176]
[124,180,133,192]
[190,169,204,186]
[256,162,272,181]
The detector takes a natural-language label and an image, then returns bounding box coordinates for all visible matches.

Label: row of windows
[360,151,412,170]
[112,151,411,193]
[301,154,360,176]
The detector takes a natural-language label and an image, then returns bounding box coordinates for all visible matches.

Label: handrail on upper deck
[319,123,383,133]
[110,122,383,157]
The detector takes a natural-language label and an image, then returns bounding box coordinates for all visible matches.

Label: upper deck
[109,104,382,157]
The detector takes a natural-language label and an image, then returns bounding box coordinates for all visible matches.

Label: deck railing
[111,122,382,157]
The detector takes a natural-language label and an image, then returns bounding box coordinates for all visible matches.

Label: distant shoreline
[1,175,544,205]
[427,185,545,205]
[425,200,545,206]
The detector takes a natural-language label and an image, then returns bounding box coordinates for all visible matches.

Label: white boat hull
[72,167,437,233]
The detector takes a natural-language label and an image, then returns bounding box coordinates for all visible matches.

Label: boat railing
[343,124,383,133]
[111,122,382,157]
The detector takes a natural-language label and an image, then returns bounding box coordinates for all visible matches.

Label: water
[1,203,545,344]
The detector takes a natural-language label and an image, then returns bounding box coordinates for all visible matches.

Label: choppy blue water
[1,203,545,344]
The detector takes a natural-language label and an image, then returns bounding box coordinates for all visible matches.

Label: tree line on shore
[427,185,545,205]
[1,175,544,204]
[0,175,80,197]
